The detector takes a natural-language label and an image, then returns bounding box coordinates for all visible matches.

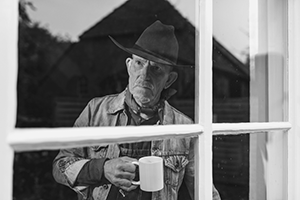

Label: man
[53,20,221,200]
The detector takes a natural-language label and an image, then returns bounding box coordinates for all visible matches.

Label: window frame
[1,0,300,200]
[287,0,300,199]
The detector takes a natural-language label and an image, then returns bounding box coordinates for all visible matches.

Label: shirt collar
[124,88,162,117]
[106,87,177,115]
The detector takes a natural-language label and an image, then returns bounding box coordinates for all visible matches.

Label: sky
[27,0,249,63]
[213,0,249,62]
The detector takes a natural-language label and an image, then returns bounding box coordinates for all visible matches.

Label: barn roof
[80,0,190,39]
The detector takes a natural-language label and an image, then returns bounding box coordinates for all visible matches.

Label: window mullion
[1,0,18,200]
[249,0,289,199]
[288,0,300,199]
[195,0,213,199]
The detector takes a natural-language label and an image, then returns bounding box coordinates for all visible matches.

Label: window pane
[249,0,288,123]
[213,0,250,123]
[213,0,288,123]
[13,135,198,200]
[213,134,249,200]
[214,130,286,200]
[13,150,76,200]
[249,130,286,200]
[17,0,196,128]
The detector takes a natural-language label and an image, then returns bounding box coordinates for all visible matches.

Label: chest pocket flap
[164,155,189,172]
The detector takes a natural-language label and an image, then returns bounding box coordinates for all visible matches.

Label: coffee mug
[131,156,164,192]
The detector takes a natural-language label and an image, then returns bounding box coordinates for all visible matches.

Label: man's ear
[125,57,132,72]
[164,71,178,89]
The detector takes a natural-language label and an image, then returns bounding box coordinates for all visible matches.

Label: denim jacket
[52,90,221,200]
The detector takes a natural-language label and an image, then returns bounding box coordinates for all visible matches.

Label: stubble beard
[132,88,152,106]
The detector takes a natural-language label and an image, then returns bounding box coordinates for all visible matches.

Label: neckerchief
[124,87,176,118]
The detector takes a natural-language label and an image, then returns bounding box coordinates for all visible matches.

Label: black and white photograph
[1,0,299,200]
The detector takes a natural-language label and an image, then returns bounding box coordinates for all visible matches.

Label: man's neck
[125,89,162,119]
[134,99,161,119]
[135,99,158,109]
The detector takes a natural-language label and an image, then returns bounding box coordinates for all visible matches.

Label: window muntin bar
[212,122,291,135]
[8,125,203,151]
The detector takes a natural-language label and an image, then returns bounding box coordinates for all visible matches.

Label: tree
[14,2,76,200]
[17,0,71,127]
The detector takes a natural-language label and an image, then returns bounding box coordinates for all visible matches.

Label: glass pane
[17,0,196,128]
[13,136,200,200]
[213,0,250,123]
[13,150,77,200]
[213,134,249,200]
[213,130,286,200]
[213,0,288,123]
[249,0,288,123]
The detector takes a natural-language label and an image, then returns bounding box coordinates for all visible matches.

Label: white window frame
[1,0,300,200]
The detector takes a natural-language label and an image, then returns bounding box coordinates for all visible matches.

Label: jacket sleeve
[213,185,222,200]
[53,98,121,199]
[76,158,107,185]
[52,100,99,198]
[52,147,91,198]
[184,137,222,200]
[52,100,92,186]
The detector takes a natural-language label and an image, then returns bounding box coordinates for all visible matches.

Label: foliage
[13,151,77,200]
[17,0,71,127]
[14,2,75,200]
[19,0,35,25]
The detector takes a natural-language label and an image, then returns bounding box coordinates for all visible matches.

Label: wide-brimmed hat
[109,20,193,68]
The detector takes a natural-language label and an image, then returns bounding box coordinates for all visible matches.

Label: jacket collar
[106,88,177,121]
[107,90,127,114]
[161,101,175,125]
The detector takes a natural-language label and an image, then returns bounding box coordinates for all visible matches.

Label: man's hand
[104,156,138,192]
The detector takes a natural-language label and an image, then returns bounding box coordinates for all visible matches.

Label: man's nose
[140,61,151,77]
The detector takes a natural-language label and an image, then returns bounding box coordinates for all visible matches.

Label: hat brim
[109,36,193,69]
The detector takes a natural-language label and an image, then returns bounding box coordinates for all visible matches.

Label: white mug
[131,156,164,192]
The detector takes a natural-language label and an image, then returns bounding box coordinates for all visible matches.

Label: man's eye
[135,60,143,66]
[152,65,162,71]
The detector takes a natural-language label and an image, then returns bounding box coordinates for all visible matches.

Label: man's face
[126,55,178,107]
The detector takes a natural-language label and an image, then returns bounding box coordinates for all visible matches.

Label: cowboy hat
[109,20,193,68]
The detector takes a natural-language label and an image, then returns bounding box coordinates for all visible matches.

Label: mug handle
[131,161,140,185]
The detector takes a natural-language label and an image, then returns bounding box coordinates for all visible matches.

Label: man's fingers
[121,156,138,163]
[114,178,133,188]
[116,171,135,180]
[119,162,136,173]
[120,184,138,192]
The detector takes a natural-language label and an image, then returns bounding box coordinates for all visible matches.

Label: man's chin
[133,87,153,96]
[135,85,153,91]
[132,93,153,106]
[137,98,151,106]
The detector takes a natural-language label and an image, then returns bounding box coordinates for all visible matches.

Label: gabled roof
[80,0,189,39]
[213,38,249,79]
[78,0,195,66]
[79,0,248,77]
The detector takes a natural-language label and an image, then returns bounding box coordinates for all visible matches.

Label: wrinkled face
[126,55,178,107]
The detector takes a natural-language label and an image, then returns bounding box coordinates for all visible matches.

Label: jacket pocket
[164,155,189,188]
